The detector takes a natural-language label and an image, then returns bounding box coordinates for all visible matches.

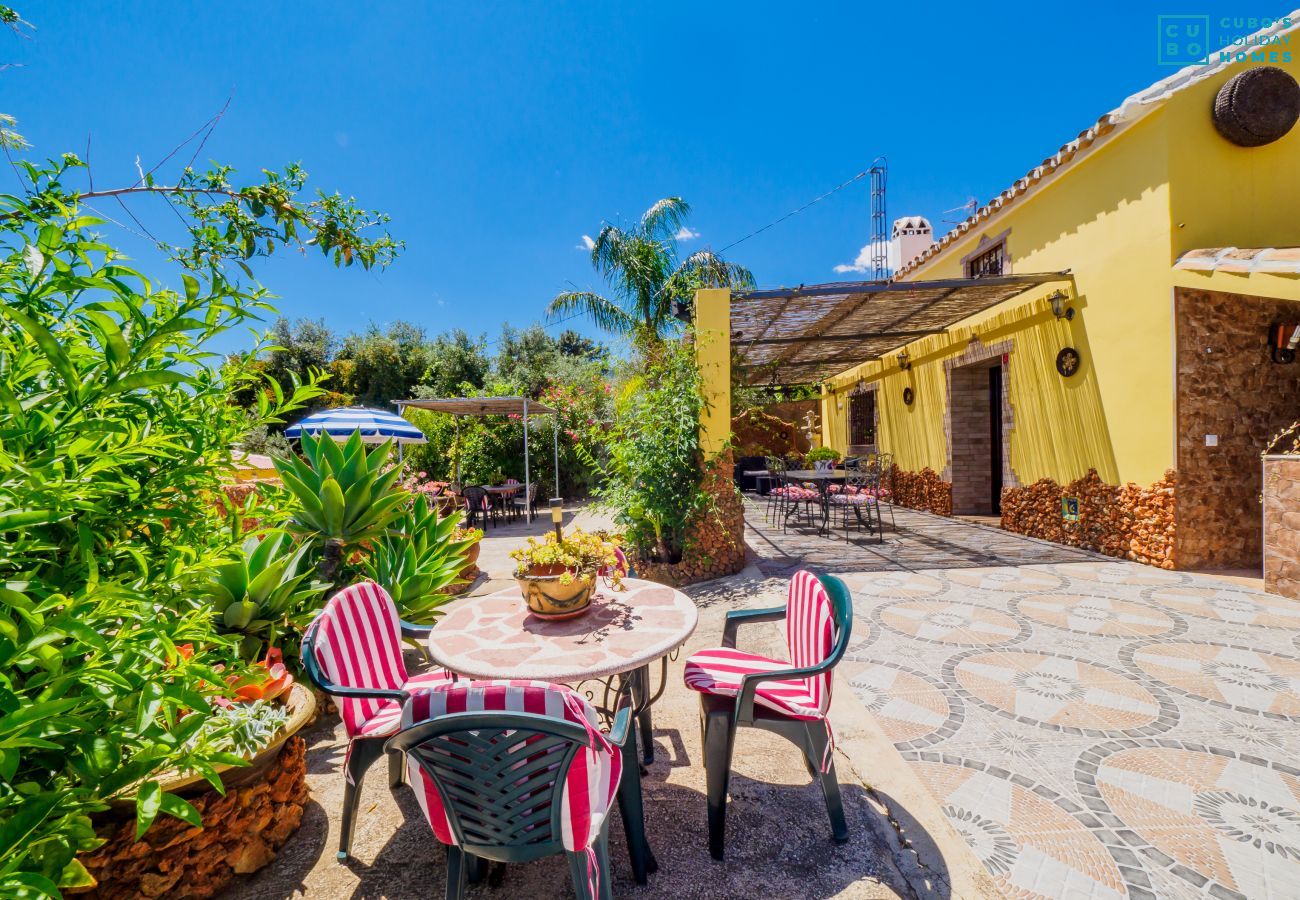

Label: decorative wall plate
[1056,347,1081,377]
[903,386,915,405]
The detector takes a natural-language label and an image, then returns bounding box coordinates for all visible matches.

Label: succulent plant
[201,531,327,660]
[364,495,475,622]
[273,430,410,581]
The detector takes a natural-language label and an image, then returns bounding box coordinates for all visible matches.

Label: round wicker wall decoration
[1212,66,1300,147]
[902,387,914,405]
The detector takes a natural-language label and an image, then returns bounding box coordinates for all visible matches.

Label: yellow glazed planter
[516,565,595,620]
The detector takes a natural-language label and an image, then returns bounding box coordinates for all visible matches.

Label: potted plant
[510,528,624,620]
[453,525,485,575]
[806,446,842,472]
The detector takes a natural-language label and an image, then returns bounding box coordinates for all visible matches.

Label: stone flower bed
[1001,468,1175,568]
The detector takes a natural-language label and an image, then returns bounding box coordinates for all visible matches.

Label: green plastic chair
[387,686,634,900]
[685,571,854,860]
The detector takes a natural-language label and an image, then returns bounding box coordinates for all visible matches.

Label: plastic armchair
[684,571,854,860]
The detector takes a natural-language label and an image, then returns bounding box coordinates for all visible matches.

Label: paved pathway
[746,497,1300,900]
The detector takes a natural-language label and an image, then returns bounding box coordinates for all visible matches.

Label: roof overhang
[397,396,558,416]
[731,272,1072,385]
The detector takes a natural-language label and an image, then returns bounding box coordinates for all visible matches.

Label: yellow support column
[694,287,731,454]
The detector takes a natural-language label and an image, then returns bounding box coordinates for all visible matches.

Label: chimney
[890,216,934,271]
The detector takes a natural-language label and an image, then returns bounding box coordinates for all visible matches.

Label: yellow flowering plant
[511,528,625,589]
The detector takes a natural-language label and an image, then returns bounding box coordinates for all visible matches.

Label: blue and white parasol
[284,407,427,445]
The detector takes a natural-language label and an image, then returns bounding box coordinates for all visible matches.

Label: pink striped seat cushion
[829,492,877,505]
[772,486,820,501]
[401,680,622,852]
[309,581,453,738]
[683,570,835,720]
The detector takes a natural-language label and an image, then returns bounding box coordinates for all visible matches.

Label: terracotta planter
[516,566,595,619]
[459,539,482,580]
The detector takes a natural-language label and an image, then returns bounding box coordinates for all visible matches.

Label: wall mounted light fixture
[1049,290,1075,320]
[896,350,911,370]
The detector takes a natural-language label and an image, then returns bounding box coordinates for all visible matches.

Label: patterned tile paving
[742,501,1300,899]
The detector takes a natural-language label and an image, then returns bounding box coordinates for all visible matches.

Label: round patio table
[426,577,696,883]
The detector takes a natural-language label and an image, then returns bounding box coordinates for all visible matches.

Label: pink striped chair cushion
[598,546,629,579]
[309,581,453,738]
[683,647,824,718]
[829,492,876,505]
[683,570,835,719]
[772,486,819,501]
[401,680,622,852]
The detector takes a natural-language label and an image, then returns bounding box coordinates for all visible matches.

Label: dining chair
[871,452,898,533]
[387,680,628,900]
[460,485,494,529]
[300,581,455,859]
[827,459,880,543]
[509,482,537,521]
[683,570,853,860]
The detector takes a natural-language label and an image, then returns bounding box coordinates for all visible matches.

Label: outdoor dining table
[425,577,698,883]
[777,469,847,532]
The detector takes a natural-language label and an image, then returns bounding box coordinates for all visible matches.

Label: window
[965,241,1006,278]
[849,391,876,446]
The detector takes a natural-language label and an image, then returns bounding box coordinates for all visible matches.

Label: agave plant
[273,430,410,582]
[364,495,475,622]
[201,531,328,660]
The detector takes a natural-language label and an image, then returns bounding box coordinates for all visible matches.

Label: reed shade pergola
[730,272,1072,385]
[395,396,560,523]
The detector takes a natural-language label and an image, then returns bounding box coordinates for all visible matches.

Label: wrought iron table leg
[631,665,655,764]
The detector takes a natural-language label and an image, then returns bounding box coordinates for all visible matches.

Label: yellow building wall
[827,109,1173,485]
[824,54,1300,488]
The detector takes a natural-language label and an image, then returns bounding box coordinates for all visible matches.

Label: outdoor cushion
[772,486,819,501]
[683,647,825,719]
[308,581,452,738]
[400,680,622,852]
[829,492,877,505]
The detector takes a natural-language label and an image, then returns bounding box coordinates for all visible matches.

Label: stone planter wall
[634,451,745,587]
[1263,455,1300,599]
[888,466,953,517]
[81,737,308,899]
[1001,469,1176,568]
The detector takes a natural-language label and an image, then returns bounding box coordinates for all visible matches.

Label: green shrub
[361,496,473,622]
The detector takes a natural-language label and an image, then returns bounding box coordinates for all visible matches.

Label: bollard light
[549,498,564,542]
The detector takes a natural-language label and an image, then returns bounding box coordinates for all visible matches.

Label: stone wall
[81,737,308,899]
[634,451,746,587]
[1175,288,1300,569]
[889,466,953,517]
[1001,469,1176,568]
[1263,455,1300,599]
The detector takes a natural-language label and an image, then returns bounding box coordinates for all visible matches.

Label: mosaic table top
[427,577,698,682]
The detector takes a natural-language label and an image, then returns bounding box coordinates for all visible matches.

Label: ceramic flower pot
[813,459,834,472]
[516,565,595,620]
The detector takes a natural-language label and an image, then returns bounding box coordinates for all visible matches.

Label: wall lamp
[896,350,912,371]
[1049,290,1075,320]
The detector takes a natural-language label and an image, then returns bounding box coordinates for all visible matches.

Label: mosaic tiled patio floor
[744,499,1300,899]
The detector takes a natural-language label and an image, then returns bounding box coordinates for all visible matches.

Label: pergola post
[694,287,732,455]
[522,398,531,523]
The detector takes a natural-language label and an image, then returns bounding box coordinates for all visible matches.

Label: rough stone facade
[1263,455,1300,599]
[81,737,308,899]
[1001,469,1176,568]
[889,466,953,517]
[1175,288,1300,569]
[634,452,745,587]
[730,409,805,458]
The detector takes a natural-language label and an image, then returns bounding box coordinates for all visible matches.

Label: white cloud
[834,240,891,274]
[576,234,595,251]
[675,226,700,241]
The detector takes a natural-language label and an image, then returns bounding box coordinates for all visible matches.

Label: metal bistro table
[779,468,846,533]
[426,577,698,883]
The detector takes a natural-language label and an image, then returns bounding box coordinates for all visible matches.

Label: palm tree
[549,197,754,340]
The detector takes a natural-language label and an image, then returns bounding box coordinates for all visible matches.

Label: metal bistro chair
[827,459,879,543]
[868,452,897,534]
[388,680,630,900]
[683,570,853,860]
[510,482,538,521]
[300,581,455,859]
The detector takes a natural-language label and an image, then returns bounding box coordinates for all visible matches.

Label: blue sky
[6,1,1275,353]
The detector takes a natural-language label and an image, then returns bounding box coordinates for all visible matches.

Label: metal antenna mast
[869,157,888,281]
